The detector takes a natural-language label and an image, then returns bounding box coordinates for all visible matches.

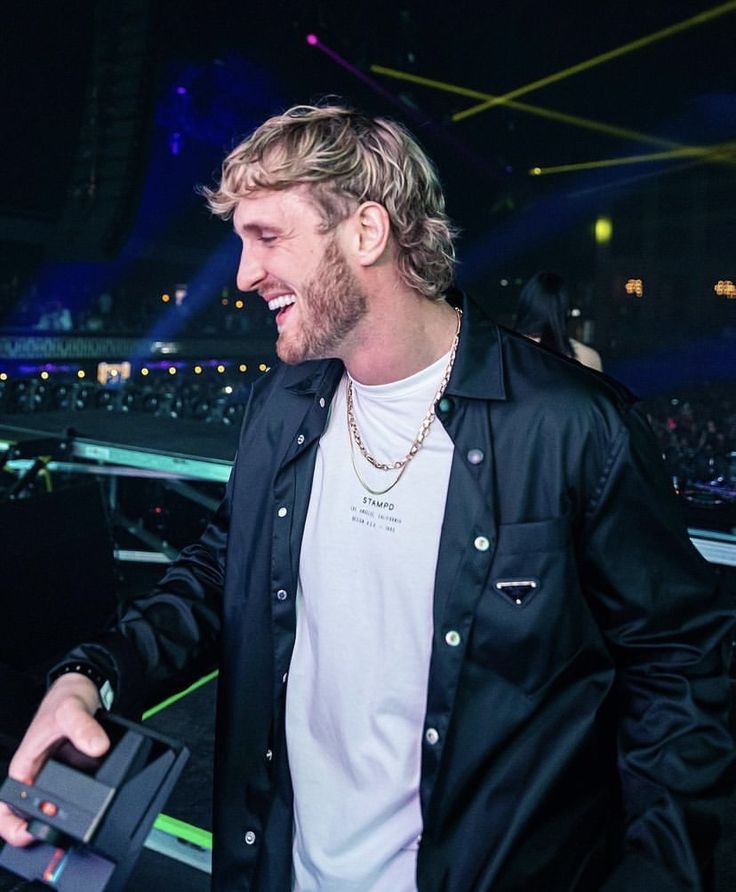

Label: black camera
[0,711,189,890]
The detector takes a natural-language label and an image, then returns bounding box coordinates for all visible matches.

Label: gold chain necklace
[346,307,462,495]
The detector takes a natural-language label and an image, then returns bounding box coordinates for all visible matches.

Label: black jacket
[72,293,735,891]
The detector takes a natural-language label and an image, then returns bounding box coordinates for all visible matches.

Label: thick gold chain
[346,307,462,484]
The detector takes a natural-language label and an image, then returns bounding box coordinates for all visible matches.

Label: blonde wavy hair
[203,104,457,299]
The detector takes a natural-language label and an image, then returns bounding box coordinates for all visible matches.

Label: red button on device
[39,800,58,817]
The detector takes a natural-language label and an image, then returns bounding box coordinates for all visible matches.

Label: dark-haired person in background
[1,104,733,892]
[516,270,603,371]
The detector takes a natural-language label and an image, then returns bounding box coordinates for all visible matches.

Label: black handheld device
[0,711,189,891]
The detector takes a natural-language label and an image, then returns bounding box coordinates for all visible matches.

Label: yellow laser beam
[371,64,681,149]
[567,158,707,198]
[453,0,736,122]
[506,98,679,148]
[372,64,736,171]
[371,65,491,102]
[529,140,736,176]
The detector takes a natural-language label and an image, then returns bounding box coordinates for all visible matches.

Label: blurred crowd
[0,277,274,339]
[644,386,736,487]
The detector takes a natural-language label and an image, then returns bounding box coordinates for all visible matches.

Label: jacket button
[474,536,490,552]
[319,397,326,408]
[244,830,256,845]
[297,434,305,445]
[425,727,439,745]
[276,589,288,601]
[467,448,484,465]
[265,749,273,761]
[438,397,452,414]
[445,630,461,647]
[277,506,288,518]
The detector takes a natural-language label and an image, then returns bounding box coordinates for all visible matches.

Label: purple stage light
[306,33,318,46]
[176,86,187,95]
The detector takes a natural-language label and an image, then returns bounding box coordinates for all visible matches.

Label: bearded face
[275,235,368,365]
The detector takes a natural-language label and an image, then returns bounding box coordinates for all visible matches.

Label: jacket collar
[445,288,506,400]
[281,356,343,396]
[280,289,506,401]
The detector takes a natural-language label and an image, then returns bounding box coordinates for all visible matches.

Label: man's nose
[236,248,266,293]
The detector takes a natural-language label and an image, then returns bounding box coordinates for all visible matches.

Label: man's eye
[259,235,277,244]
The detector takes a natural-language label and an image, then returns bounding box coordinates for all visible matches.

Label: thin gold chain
[346,306,462,492]
[348,436,411,495]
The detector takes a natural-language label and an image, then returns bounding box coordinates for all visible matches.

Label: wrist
[48,662,114,711]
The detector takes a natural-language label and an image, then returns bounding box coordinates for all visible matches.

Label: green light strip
[143,670,219,852]
[153,813,213,850]
[141,669,219,721]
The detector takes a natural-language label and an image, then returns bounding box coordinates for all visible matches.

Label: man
[1,104,734,891]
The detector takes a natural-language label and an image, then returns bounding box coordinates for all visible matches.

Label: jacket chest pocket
[468,514,596,696]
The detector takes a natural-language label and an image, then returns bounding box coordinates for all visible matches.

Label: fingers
[1,673,111,848]
[0,802,35,847]
[7,739,48,791]
[54,696,110,759]
[7,691,110,788]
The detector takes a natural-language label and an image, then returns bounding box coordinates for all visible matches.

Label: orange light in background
[221,298,229,306]
[714,280,736,298]
[259,363,268,372]
[161,293,171,303]
[194,365,203,374]
[141,367,149,376]
[625,278,644,298]
[239,363,248,372]
[235,299,244,309]
[216,364,226,374]
[97,361,130,385]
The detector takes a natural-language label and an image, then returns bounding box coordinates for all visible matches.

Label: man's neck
[342,293,458,386]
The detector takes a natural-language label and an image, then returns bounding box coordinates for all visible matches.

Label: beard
[276,236,368,365]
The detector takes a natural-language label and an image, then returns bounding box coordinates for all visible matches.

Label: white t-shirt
[286,354,455,891]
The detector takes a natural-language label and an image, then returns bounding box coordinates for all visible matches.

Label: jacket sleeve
[580,404,735,891]
[54,376,281,715]
[57,468,233,717]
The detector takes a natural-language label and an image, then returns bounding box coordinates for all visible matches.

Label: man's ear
[349,202,392,267]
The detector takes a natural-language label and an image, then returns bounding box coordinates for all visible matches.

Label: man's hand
[0,672,110,846]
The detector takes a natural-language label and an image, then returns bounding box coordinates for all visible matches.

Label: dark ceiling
[2,0,735,287]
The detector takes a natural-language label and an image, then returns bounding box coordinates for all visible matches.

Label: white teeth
[267,294,296,311]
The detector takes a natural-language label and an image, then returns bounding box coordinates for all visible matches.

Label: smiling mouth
[267,294,296,311]
[267,294,296,328]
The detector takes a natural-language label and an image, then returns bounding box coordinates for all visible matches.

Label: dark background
[1,0,735,392]
[0,5,734,888]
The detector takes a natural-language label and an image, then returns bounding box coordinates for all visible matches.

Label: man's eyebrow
[232,220,282,235]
